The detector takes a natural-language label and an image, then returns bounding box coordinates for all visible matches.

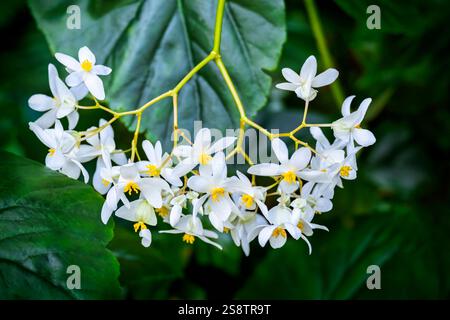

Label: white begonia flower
[115,197,157,234]
[276,55,339,101]
[100,163,171,224]
[97,163,120,195]
[251,205,301,249]
[227,170,268,215]
[168,191,199,227]
[29,120,88,183]
[187,152,238,232]
[173,128,236,172]
[28,64,79,130]
[55,46,112,100]
[248,138,328,194]
[295,181,333,215]
[76,119,127,193]
[332,95,376,149]
[160,214,222,250]
[290,204,328,254]
[229,211,267,256]
[137,140,185,187]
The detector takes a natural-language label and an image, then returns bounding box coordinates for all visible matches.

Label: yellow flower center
[146,164,160,177]
[124,181,140,195]
[182,233,195,244]
[133,221,147,232]
[272,227,287,238]
[156,206,169,218]
[101,179,110,187]
[354,124,361,129]
[223,227,230,233]
[198,152,212,165]
[81,59,93,72]
[48,148,56,156]
[340,166,352,177]
[241,194,254,208]
[281,171,296,184]
[211,187,225,202]
[297,221,304,231]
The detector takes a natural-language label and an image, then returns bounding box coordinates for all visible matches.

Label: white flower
[174,128,236,172]
[137,140,185,187]
[55,46,111,100]
[291,205,328,254]
[187,152,237,231]
[251,205,300,249]
[276,55,339,101]
[294,182,333,215]
[229,211,267,256]
[227,171,268,215]
[160,214,222,250]
[29,120,88,182]
[248,138,328,194]
[332,95,376,149]
[101,163,171,224]
[115,197,157,235]
[77,119,127,193]
[28,64,79,129]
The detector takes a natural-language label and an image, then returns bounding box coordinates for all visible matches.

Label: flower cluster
[28,47,376,255]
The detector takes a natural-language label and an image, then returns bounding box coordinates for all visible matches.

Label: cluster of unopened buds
[28,46,376,255]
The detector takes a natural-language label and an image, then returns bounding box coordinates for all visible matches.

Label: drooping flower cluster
[28,47,376,255]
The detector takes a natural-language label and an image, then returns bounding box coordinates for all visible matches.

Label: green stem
[304,0,345,107]
[213,0,226,53]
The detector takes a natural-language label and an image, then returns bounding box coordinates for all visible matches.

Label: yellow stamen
[198,153,212,165]
[241,194,254,208]
[223,227,230,233]
[48,148,56,156]
[355,124,361,129]
[340,166,352,177]
[101,179,110,187]
[81,59,92,72]
[124,181,140,195]
[281,171,296,184]
[182,233,195,244]
[297,221,304,231]
[156,206,169,218]
[272,227,287,238]
[133,221,147,232]
[211,187,225,202]
[146,164,160,177]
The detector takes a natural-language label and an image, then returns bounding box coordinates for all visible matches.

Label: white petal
[115,200,140,221]
[187,176,211,193]
[316,198,333,213]
[60,160,80,180]
[269,234,287,249]
[300,55,317,80]
[275,82,298,91]
[247,163,280,176]
[289,147,311,170]
[70,83,89,100]
[65,71,83,87]
[208,136,236,154]
[28,94,54,111]
[353,128,376,147]
[193,128,211,150]
[101,201,114,224]
[258,225,276,247]
[67,111,79,130]
[139,229,152,247]
[84,73,105,100]
[78,46,96,64]
[48,64,59,97]
[355,98,372,123]
[281,68,301,83]
[93,65,111,75]
[271,138,289,164]
[312,68,339,87]
[34,109,57,129]
[55,53,81,71]
[341,95,356,116]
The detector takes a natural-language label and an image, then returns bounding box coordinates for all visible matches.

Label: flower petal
[281,68,301,83]
[93,65,111,75]
[300,55,317,80]
[312,68,339,87]
[78,46,96,64]
[353,128,376,147]
[275,82,298,91]
[271,138,289,164]
[55,53,81,71]
[28,94,54,112]
[84,73,105,100]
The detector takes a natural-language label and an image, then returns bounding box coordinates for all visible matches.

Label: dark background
[0,0,449,299]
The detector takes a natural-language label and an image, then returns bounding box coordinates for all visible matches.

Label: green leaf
[236,215,402,299]
[109,223,191,299]
[0,151,121,299]
[29,0,286,147]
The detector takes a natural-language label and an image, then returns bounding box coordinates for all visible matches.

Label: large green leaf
[29,0,286,147]
[0,151,121,299]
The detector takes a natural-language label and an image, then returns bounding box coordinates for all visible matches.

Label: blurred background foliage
[0,0,449,299]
